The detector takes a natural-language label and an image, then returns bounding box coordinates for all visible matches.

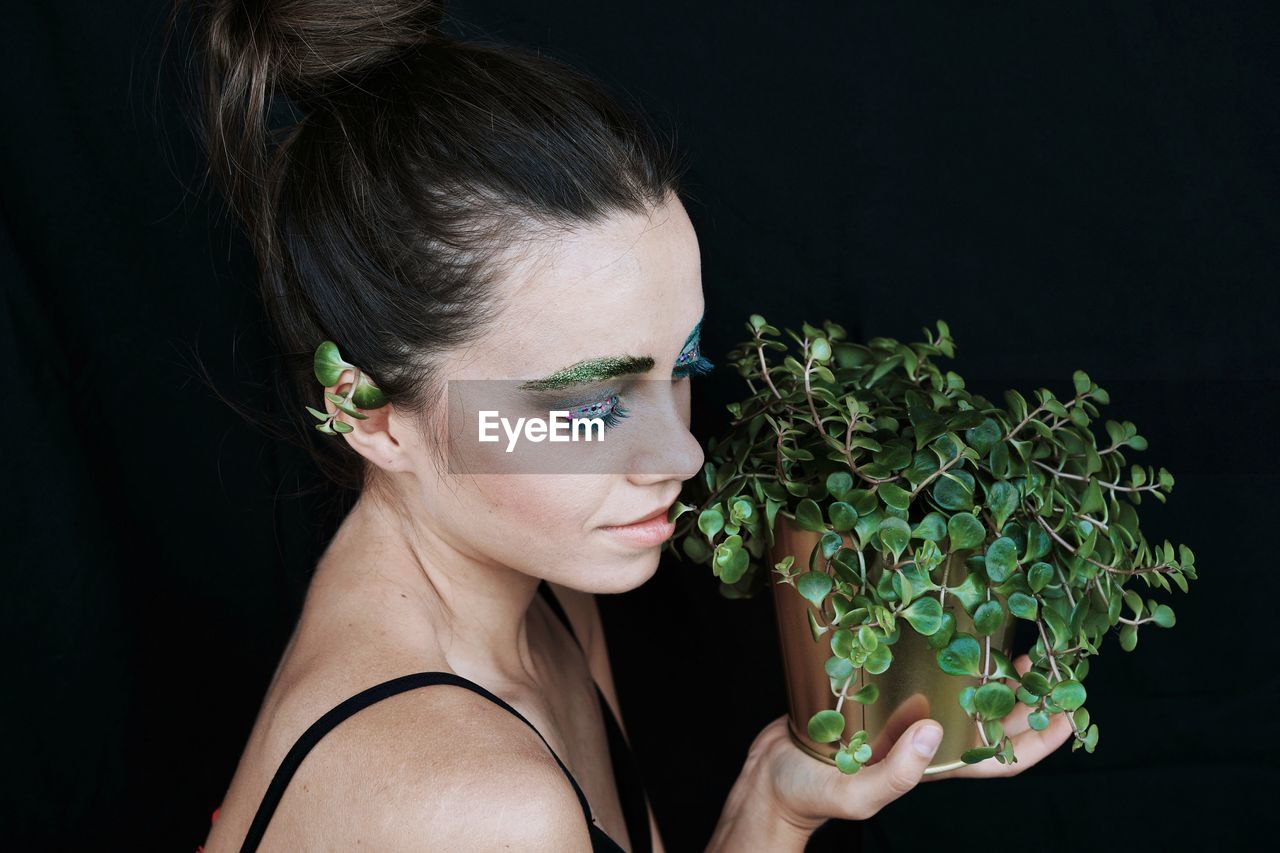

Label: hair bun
[211,0,448,103]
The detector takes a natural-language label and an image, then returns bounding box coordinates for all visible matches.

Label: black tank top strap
[238,671,597,853]
[536,580,653,853]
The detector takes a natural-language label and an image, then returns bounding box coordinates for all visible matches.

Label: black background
[3,1,1276,850]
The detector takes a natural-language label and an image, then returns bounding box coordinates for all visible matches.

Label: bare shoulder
[248,679,595,851]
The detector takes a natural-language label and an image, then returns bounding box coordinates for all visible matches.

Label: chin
[569,546,662,595]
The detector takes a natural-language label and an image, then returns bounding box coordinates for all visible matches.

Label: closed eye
[673,335,715,379]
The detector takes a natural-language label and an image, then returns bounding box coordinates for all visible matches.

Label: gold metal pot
[769,515,1014,774]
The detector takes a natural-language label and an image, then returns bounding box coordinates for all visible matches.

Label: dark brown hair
[178,0,689,492]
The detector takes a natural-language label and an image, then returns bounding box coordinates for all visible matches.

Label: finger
[865,693,931,763]
[833,719,943,817]
[945,711,1073,779]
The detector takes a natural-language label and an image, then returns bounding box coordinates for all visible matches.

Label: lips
[598,500,678,549]
[605,501,675,529]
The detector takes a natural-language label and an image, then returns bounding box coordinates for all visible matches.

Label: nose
[626,381,705,485]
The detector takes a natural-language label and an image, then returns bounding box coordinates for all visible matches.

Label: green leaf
[834,747,861,774]
[305,405,330,421]
[1007,592,1039,620]
[985,480,1019,530]
[984,537,1019,583]
[697,508,724,539]
[831,549,861,584]
[911,512,948,542]
[730,498,755,522]
[796,571,833,608]
[878,517,912,561]
[853,743,873,763]
[878,482,911,511]
[961,745,1000,764]
[795,498,826,532]
[974,682,1016,720]
[865,643,893,675]
[1027,561,1054,593]
[901,596,943,635]
[1079,478,1105,515]
[312,340,352,385]
[857,625,879,652]
[825,656,855,680]
[973,600,1004,636]
[829,502,858,532]
[964,418,1002,456]
[682,536,711,562]
[1020,671,1051,696]
[932,469,976,511]
[937,634,981,676]
[1027,710,1051,731]
[1119,622,1138,651]
[926,612,957,649]
[826,471,854,499]
[1151,604,1176,628]
[331,420,354,434]
[720,548,750,583]
[947,512,986,550]
[1051,679,1087,711]
[807,710,846,743]
[830,628,854,658]
[351,376,387,409]
[808,609,828,641]
[851,683,879,704]
[324,392,366,419]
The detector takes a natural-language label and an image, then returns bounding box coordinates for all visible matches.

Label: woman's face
[380,194,707,594]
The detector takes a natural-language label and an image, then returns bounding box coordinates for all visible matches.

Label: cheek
[469,474,609,550]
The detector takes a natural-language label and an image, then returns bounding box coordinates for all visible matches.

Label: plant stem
[1032,459,1162,495]
[1035,618,1084,739]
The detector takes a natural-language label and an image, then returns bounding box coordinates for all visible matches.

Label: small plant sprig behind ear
[306,341,388,435]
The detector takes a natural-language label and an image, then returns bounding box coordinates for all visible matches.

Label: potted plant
[668,316,1195,775]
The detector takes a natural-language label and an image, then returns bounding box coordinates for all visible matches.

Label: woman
[189,1,1073,850]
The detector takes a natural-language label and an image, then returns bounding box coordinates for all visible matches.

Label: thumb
[847,720,943,815]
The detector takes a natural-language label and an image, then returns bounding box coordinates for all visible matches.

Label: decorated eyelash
[559,393,631,430]
[674,337,715,378]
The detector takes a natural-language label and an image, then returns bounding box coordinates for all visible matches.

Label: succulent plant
[667,316,1195,774]
[306,340,388,434]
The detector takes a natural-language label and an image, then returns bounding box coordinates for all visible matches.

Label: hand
[923,653,1074,781]
[745,653,1074,834]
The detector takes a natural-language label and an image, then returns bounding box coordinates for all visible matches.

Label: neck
[316,490,546,687]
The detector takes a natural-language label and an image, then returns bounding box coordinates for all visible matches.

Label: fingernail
[913,724,943,757]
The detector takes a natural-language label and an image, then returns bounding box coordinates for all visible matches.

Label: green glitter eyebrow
[518,313,705,392]
[518,354,656,392]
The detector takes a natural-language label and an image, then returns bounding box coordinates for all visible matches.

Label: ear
[323,368,417,473]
